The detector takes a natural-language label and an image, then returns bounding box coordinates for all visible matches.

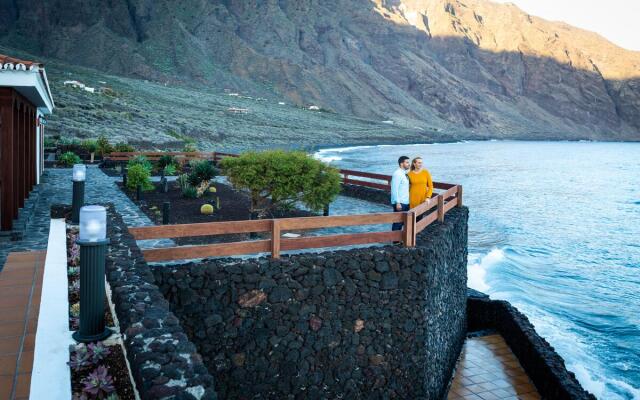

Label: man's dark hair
[398,156,410,165]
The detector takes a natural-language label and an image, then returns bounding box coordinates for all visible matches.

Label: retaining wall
[153,207,468,399]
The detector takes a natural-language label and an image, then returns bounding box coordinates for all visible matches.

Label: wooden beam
[129,219,272,240]
[437,195,444,223]
[416,211,438,233]
[271,220,281,259]
[0,89,14,231]
[278,212,402,230]
[142,239,271,262]
[410,197,438,217]
[444,199,457,213]
[281,230,402,251]
[457,185,463,207]
[403,211,416,247]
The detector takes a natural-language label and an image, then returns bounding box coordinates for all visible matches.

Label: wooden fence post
[437,195,445,222]
[271,219,281,259]
[343,173,350,185]
[457,185,463,207]
[403,211,416,247]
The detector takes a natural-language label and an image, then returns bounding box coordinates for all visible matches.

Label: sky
[493,0,640,51]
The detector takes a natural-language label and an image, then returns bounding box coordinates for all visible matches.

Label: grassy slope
[2,46,454,150]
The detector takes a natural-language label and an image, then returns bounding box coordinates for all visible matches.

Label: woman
[407,157,434,209]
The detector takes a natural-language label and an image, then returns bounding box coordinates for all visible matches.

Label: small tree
[220,150,341,217]
[96,135,113,156]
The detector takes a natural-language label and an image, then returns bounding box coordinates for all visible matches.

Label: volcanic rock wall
[154,207,468,399]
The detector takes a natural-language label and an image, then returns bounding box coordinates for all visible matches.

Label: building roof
[0,53,54,113]
[0,54,43,70]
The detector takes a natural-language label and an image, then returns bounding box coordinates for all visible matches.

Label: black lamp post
[71,164,86,224]
[72,205,112,343]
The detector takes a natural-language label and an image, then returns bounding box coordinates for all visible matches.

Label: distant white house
[309,105,320,110]
[64,80,95,93]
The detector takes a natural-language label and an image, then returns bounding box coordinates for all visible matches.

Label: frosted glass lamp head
[79,205,107,242]
[72,164,86,182]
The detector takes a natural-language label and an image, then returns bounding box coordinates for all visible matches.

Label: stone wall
[154,207,468,399]
[340,183,389,205]
[102,204,218,399]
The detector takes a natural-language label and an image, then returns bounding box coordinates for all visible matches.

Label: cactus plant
[200,204,214,215]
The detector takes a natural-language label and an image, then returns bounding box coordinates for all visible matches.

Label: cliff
[2,0,639,142]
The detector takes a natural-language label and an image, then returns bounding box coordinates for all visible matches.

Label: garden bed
[63,218,136,399]
[69,343,136,400]
[66,226,115,330]
[117,180,313,245]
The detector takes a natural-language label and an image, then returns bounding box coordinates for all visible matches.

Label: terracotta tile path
[447,334,541,400]
[0,251,46,400]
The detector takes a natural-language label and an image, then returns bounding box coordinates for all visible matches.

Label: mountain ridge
[1,0,639,143]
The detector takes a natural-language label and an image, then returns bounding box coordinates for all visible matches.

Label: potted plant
[81,140,98,163]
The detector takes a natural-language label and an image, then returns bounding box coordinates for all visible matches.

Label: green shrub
[114,142,135,152]
[96,135,113,156]
[187,160,217,186]
[220,150,341,216]
[126,164,154,191]
[59,152,82,167]
[183,143,198,152]
[158,154,176,169]
[163,164,177,176]
[81,139,98,153]
[127,155,153,173]
[182,186,197,198]
[44,136,58,148]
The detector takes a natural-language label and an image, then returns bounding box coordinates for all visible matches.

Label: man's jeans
[391,203,410,231]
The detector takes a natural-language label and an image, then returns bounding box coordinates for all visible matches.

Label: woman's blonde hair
[410,157,423,171]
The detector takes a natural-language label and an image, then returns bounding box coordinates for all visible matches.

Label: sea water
[316,141,640,400]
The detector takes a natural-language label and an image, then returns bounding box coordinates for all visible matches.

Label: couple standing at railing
[390,155,434,231]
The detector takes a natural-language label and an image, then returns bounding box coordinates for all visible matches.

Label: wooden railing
[104,151,214,164]
[111,150,462,262]
[128,181,463,262]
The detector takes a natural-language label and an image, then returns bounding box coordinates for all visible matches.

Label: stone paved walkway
[0,166,165,271]
[447,334,541,400]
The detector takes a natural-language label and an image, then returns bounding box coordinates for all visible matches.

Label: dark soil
[117,178,315,245]
[70,344,136,400]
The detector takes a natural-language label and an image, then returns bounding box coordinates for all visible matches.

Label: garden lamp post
[71,164,86,224]
[72,205,112,343]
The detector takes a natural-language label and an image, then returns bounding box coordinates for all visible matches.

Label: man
[390,156,410,231]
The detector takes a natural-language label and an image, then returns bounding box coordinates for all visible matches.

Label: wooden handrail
[129,219,272,240]
[278,212,402,230]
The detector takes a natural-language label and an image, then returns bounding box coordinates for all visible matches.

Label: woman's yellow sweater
[408,169,434,209]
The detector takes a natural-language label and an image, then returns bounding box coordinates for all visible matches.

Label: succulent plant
[70,302,80,317]
[70,280,81,293]
[87,342,111,363]
[69,243,80,266]
[68,344,91,371]
[81,366,115,398]
[68,266,80,276]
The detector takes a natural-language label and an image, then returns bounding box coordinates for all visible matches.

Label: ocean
[315,141,640,400]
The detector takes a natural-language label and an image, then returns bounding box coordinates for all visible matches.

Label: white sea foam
[570,363,640,400]
[467,248,505,292]
[314,154,343,163]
